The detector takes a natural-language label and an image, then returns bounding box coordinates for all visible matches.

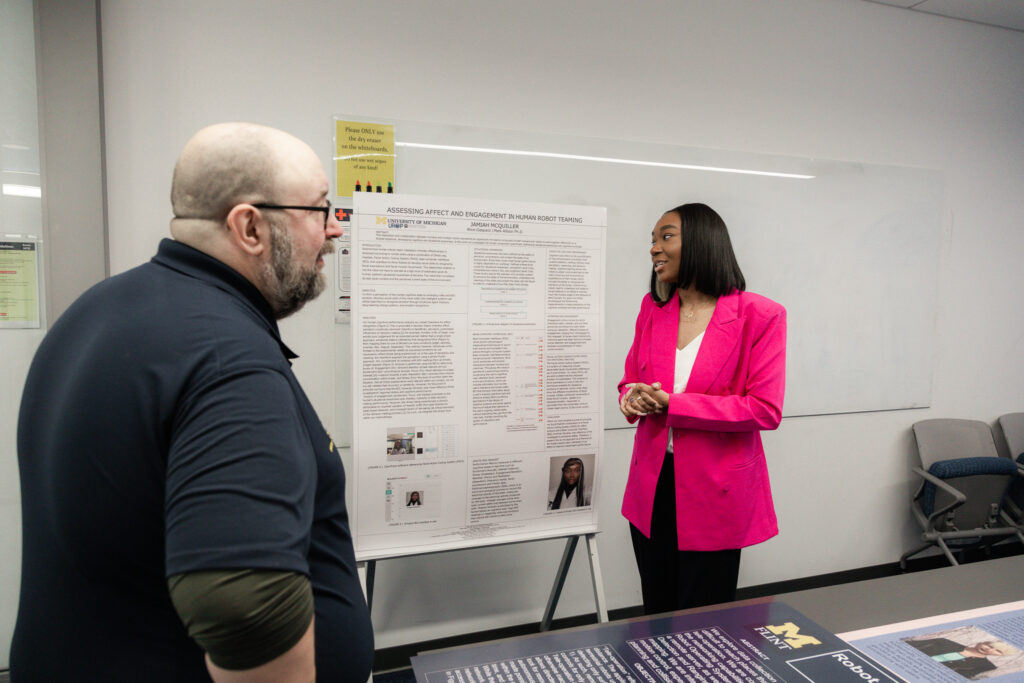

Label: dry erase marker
[387,182,393,193]
[376,184,382,193]
[354,179,362,192]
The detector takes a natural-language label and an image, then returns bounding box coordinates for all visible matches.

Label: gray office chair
[997,413,1024,521]
[998,413,1024,460]
[900,418,1024,569]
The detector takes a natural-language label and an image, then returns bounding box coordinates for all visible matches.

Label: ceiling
[863,0,1024,32]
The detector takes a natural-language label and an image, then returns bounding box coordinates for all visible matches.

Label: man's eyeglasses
[253,200,332,231]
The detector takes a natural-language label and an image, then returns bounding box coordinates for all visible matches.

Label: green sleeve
[168,569,313,670]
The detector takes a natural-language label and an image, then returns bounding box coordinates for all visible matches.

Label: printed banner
[413,601,901,683]
[845,600,1024,682]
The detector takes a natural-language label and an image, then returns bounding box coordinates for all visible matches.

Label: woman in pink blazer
[619,203,786,615]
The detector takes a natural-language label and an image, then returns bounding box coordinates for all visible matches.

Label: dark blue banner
[412,601,903,683]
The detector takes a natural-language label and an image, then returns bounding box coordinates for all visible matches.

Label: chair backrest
[998,413,1024,519]
[998,413,1024,461]
[913,417,999,471]
[912,418,1000,469]
[912,419,1013,528]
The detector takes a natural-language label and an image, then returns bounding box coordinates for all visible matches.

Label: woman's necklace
[679,295,698,322]
[679,292,715,322]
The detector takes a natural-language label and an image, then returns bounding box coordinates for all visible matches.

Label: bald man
[13,123,372,682]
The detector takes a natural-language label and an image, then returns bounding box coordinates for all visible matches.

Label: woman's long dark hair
[650,203,745,304]
[550,457,585,510]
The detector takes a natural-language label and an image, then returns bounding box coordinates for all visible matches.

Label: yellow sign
[0,241,41,327]
[335,119,395,198]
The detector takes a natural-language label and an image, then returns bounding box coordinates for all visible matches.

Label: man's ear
[225,204,268,256]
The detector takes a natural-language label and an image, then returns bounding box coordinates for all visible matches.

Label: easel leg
[356,560,376,683]
[585,533,608,623]
[541,536,579,631]
[357,560,377,612]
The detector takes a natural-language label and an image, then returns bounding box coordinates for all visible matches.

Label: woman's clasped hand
[619,382,668,416]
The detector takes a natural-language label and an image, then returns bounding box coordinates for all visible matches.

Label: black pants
[630,451,741,615]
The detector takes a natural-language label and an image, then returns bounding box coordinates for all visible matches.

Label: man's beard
[259,217,333,319]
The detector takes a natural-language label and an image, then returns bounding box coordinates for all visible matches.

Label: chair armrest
[912,466,967,525]
[1003,464,1024,521]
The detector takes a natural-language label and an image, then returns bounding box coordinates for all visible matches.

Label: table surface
[418,555,1024,658]
[774,555,1024,634]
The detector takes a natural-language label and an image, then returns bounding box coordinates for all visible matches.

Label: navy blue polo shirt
[13,239,372,682]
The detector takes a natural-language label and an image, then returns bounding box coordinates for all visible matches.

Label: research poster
[0,240,41,328]
[334,204,353,323]
[351,193,606,560]
[843,600,1024,682]
[411,601,900,683]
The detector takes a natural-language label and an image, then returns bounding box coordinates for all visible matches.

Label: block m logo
[766,622,821,649]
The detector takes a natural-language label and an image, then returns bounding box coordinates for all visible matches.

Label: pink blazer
[618,290,786,550]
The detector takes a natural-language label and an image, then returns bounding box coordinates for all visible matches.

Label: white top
[667,331,704,454]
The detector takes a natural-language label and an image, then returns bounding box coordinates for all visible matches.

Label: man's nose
[326,211,344,238]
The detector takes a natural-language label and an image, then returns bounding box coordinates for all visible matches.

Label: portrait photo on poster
[546,454,594,512]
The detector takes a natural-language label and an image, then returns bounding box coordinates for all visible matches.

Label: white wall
[93,0,1024,651]
[1,0,107,668]
[1,0,46,669]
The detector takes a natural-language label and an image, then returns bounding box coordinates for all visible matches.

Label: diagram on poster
[351,193,606,560]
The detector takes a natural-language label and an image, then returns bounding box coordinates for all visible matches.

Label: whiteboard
[332,117,943,438]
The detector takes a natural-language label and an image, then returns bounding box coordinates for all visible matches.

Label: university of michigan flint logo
[753,621,822,650]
